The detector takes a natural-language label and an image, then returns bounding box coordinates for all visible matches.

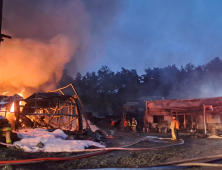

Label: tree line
[59,57,222,116]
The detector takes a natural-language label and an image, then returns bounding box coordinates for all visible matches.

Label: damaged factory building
[144,96,222,133]
[0,84,104,141]
[18,84,86,131]
[0,84,86,131]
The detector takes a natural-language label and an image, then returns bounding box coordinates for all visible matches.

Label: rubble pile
[188,132,208,139]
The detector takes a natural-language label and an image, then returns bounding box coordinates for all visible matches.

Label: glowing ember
[1,91,9,95]
[18,89,25,107]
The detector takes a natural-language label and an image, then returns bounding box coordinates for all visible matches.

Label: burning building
[0,84,90,133]
[19,84,89,132]
[145,96,222,132]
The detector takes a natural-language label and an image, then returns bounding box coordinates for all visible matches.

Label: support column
[14,101,20,131]
[184,114,186,128]
[74,103,79,131]
[203,105,207,134]
[76,103,83,132]
[191,113,193,128]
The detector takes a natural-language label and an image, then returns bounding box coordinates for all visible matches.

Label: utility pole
[0,0,3,38]
[0,0,11,49]
[203,104,207,134]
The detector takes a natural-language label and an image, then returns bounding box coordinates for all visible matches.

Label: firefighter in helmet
[0,115,12,144]
[170,115,179,141]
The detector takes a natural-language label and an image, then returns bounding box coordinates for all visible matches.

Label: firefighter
[170,116,179,141]
[111,119,115,127]
[127,120,131,132]
[110,119,116,133]
[174,117,180,140]
[131,118,137,133]
[123,119,127,132]
[0,116,12,144]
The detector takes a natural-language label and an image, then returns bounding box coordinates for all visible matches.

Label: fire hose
[0,137,184,166]
[151,153,222,167]
[178,162,222,167]
[3,137,222,168]
[3,135,222,168]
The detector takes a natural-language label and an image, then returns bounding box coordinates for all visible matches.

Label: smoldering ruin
[0,84,108,143]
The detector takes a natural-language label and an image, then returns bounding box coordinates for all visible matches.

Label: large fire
[0,36,74,96]
[0,1,90,104]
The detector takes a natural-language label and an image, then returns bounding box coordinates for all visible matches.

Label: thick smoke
[0,35,74,95]
[164,59,222,99]
[0,0,122,96]
[65,0,124,75]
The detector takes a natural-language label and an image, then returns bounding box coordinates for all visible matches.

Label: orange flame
[9,89,25,113]
[10,103,14,113]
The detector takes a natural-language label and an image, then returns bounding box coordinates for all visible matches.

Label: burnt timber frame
[14,97,81,131]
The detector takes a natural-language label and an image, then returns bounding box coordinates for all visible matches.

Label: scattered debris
[36,142,44,148]
[66,135,77,140]
[187,132,208,139]
[110,130,115,135]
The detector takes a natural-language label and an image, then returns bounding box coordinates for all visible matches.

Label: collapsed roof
[0,94,23,109]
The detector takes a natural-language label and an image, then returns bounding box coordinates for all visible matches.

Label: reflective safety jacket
[123,120,127,127]
[170,119,179,130]
[0,119,11,132]
[175,120,179,129]
[132,120,137,127]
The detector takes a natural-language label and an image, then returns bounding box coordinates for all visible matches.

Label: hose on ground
[0,137,184,166]
[0,137,184,152]
[178,162,222,167]
[0,150,111,166]
[1,136,220,169]
[151,154,222,167]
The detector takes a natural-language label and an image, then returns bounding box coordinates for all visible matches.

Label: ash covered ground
[1,132,222,170]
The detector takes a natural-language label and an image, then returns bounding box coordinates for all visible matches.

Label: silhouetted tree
[59,57,222,116]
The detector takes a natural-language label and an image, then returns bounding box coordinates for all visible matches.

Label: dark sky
[3,0,222,76]
[86,0,222,75]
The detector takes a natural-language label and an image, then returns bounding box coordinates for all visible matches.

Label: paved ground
[1,131,222,170]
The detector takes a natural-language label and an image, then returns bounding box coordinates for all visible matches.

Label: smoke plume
[0,0,122,96]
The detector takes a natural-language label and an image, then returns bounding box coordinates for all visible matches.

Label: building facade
[145,97,222,132]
